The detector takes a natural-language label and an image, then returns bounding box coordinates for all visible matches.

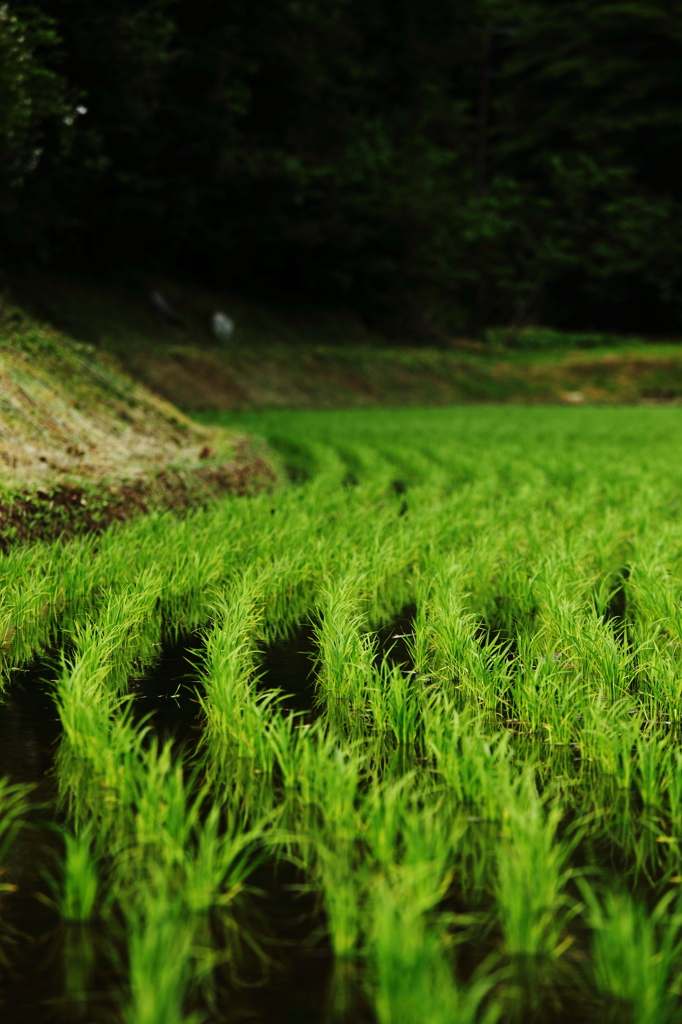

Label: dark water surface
[0,658,64,1023]
[0,627,620,1023]
[0,632,342,1024]
[258,623,318,716]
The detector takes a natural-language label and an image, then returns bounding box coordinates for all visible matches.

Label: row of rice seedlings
[198,570,276,783]
[0,407,617,679]
[581,888,682,1024]
[313,573,378,736]
[412,563,513,715]
[48,591,273,1020]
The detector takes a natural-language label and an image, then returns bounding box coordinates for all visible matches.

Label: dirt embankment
[12,268,682,411]
[130,344,682,411]
[0,301,278,545]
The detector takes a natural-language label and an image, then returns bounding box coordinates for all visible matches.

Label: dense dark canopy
[2,0,682,336]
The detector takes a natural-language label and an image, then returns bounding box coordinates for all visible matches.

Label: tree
[5,0,682,335]
[0,4,70,194]
[485,0,682,329]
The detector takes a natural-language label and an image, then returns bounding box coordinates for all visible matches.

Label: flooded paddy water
[0,632,339,1023]
[3,406,682,1022]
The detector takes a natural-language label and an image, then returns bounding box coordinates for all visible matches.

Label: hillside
[0,296,276,545]
[11,269,682,411]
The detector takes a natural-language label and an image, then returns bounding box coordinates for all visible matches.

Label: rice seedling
[0,777,31,872]
[495,777,579,960]
[124,874,199,1024]
[367,869,498,1024]
[55,827,99,923]
[582,887,682,1024]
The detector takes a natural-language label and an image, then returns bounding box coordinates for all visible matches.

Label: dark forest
[2,0,682,336]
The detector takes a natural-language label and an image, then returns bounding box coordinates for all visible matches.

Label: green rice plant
[495,776,579,959]
[628,558,681,644]
[124,873,199,1024]
[307,740,364,847]
[0,561,55,675]
[313,573,376,735]
[122,740,267,910]
[53,634,146,835]
[361,776,414,870]
[578,700,640,788]
[574,615,644,703]
[286,726,361,842]
[512,629,585,741]
[425,698,513,819]
[198,574,270,772]
[417,565,513,714]
[533,554,596,643]
[418,567,478,685]
[0,777,31,886]
[57,827,99,922]
[61,924,97,1014]
[491,553,539,636]
[366,661,423,761]
[361,780,467,904]
[664,750,682,839]
[582,887,682,1024]
[635,729,672,811]
[314,839,370,959]
[263,708,307,791]
[366,872,498,1024]
[635,631,682,723]
[183,802,265,915]
[399,798,467,880]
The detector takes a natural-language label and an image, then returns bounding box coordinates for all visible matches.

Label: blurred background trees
[2,0,682,337]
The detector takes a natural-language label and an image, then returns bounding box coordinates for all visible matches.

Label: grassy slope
[0,296,276,543]
[11,269,682,411]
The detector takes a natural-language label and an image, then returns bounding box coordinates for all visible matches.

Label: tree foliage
[0,4,70,191]
[3,0,682,335]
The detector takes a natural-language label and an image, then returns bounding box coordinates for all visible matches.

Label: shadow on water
[0,658,62,792]
[202,856,373,1024]
[0,633,620,1024]
[603,566,630,624]
[257,624,318,717]
[129,629,206,745]
[0,635,349,1024]
[0,636,210,1024]
[0,657,68,1024]
[375,603,416,672]
[215,861,334,1024]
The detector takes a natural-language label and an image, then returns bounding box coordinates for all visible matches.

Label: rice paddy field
[4,404,682,1022]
